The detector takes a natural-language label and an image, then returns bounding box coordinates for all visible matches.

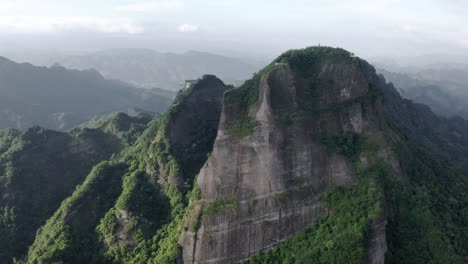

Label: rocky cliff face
[23,75,228,264]
[12,47,467,264]
[180,48,390,263]
[163,74,229,185]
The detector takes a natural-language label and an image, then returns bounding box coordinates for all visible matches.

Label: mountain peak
[179,47,391,263]
[0,56,14,65]
[7,46,466,264]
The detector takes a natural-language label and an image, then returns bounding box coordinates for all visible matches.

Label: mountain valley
[0,47,466,264]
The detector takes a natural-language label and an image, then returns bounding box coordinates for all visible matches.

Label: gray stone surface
[181,61,390,263]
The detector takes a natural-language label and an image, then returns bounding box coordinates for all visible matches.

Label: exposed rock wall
[163,74,228,185]
[367,199,388,264]
[181,60,387,263]
[165,75,227,146]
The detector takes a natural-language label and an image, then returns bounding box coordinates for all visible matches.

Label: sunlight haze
[1,0,467,59]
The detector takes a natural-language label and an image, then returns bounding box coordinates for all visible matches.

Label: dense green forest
[242,47,468,263]
[23,75,227,264]
[246,132,385,264]
[0,113,152,263]
[246,130,467,263]
[1,47,466,264]
[383,84,468,263]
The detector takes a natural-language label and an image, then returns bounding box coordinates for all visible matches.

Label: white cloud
[0,16,144,34]
[401,24,414,33]
[0,0,19,15]
[0,0,15,9]
[117,0,184,13]
[177,23,198,33]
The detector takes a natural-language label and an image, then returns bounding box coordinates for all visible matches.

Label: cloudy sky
[0,0,467,59]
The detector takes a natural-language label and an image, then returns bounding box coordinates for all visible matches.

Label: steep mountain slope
[8,49,260,90]
[180,47,466,263]
[382,82,468,170]
[0,56,174,130]
[378,68,468,118]
[23,75,228,264]
[380,80,467,264]
[234,50,468,263]
[180,47,394,263]
[17,47,468,264]
[0,112,152,263]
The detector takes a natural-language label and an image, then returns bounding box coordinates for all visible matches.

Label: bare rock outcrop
[180,54,387,263]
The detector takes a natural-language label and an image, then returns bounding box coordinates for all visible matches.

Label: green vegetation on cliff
[383,131,467,263]
[248,128,466,264]
[245,47,467,263]
[320,132,364,160]
[383,81,468,263]
[23,75,227,264]
[0,112,151,263]
[224,64,274,137]
[245,134,385,264]
[275,46,354,75]
[81,112,153,147]
[26,161,126,264]
[4,47,468,264]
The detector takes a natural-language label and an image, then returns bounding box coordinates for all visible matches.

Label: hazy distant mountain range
[4,49,262,91]
[0,56,174,130]
[378,66,468,119]
[3,47,468,131]
[3,47,465,264]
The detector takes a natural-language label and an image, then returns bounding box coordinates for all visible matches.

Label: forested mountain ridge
[180,47,466,263]
[23,75,228,264]
[182,47,392,263]
[0,112,152,263]
[0,56,174,130]
[378,68,468,119]
[2,47,466,264]
[5,49,260,91]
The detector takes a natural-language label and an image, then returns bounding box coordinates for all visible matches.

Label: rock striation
[22,75,229,264]
[180,48,390,263]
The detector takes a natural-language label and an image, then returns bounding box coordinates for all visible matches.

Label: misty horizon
[1,0,468,63]
[1,2,468,264]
